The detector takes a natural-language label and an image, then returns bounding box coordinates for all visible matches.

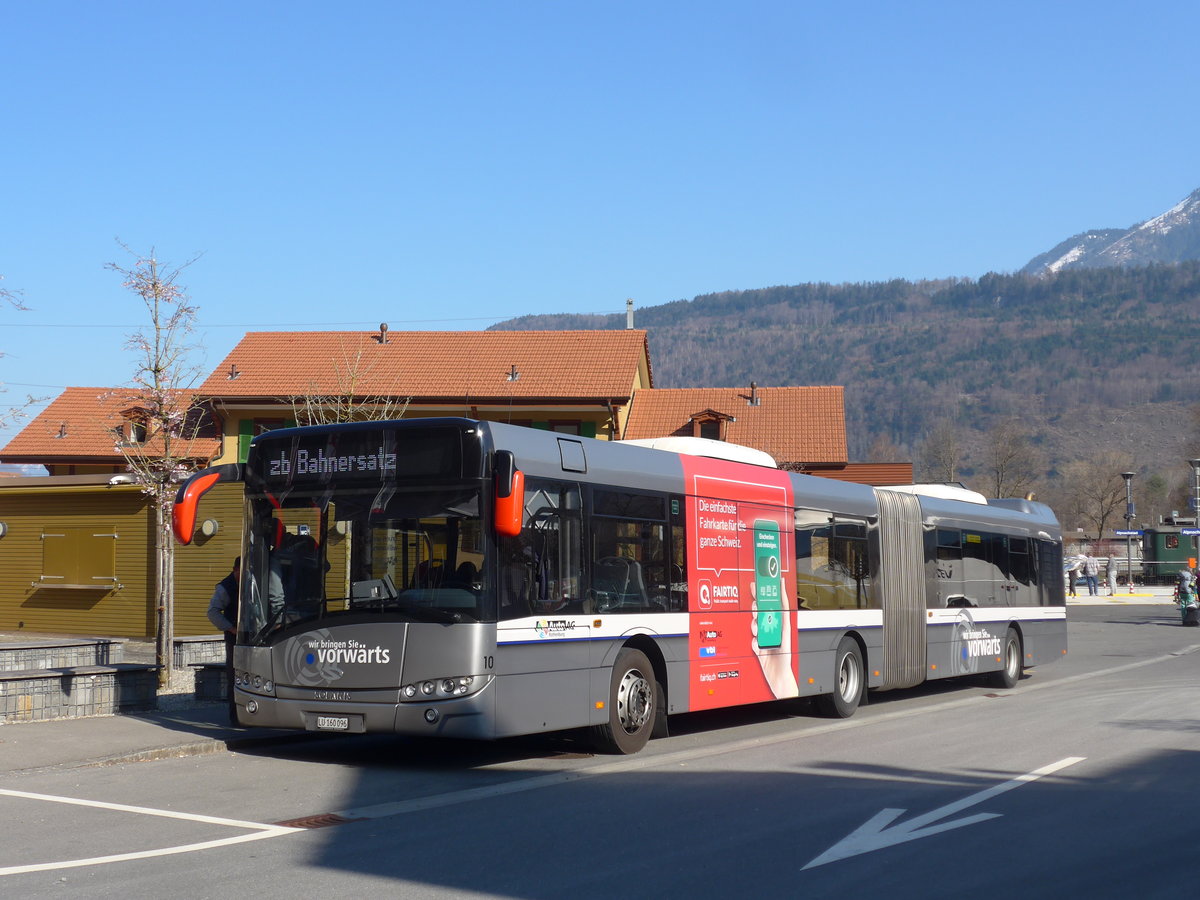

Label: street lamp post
[1121,472,1135,594]
[1190,459,1200,564]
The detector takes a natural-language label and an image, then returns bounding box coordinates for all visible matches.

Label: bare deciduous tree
[920,419,964,483]
[973,419,1042,499]
[1057,451,1136,541]
[1138,472,1169,525]
[864,433,906,463]
[1,273,38,429]
[107,246,209,687]
[287,345,410,426]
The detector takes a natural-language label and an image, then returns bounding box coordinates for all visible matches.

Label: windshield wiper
[393,604,463,623]
[250,607,285,644]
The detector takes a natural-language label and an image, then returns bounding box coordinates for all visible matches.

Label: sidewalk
[0,701,313,776]
[0,633,314,776]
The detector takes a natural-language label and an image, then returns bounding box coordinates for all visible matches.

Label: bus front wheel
[816,637,863,718]
[592,648,657,754]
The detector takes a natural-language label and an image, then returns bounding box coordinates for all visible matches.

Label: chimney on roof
[748,381,760,406]
[506,364,519,382]
[56,422,68,438]
[379,322,389,344]
[228,363,240,380]
[626,298,634,329]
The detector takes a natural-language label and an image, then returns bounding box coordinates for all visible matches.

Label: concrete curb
[5,728,331,777]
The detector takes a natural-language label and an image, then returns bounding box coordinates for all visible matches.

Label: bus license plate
[316,715,350,731]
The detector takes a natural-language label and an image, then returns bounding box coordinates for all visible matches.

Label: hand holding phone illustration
[751,520,796,697]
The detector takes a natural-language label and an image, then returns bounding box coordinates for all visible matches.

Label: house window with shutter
[38,526,119,590]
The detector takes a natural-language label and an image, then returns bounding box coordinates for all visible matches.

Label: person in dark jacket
[206,557,241,724]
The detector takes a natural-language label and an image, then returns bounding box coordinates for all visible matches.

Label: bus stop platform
[1068,585,1177,605]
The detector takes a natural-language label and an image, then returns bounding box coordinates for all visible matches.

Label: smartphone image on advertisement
[754,519,783,648]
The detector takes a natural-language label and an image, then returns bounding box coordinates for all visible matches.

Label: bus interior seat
[593,556,649,609]
[448,561,479,589]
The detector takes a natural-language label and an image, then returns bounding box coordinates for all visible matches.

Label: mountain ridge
[1022,188,1200,274]
[490,262,1200,513]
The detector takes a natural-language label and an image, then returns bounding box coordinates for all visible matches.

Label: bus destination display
[253,428,462,485]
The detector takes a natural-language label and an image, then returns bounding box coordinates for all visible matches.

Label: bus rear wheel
[592,648,656,754]
[816,637,863,719]
[989,628,1022,689]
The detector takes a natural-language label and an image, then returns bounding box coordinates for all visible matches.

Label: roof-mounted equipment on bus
[620,436,777,468]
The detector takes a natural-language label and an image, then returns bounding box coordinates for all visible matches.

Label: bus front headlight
[400,674,484,701]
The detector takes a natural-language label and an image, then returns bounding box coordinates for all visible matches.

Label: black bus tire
[592,648,657,754]
[988,628,1022,689]
[816,637,863,719]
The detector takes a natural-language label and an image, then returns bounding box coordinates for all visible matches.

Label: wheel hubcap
[839,654,860,701]
[616,668,652,734]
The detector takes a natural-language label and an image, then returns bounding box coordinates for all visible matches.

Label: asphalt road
[3,603,1198,899]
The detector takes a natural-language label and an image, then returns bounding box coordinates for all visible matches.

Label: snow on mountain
[1022,188,1200,275]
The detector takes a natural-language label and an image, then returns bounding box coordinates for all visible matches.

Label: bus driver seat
[592,556,649,611]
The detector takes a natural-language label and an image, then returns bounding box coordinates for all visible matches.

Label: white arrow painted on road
[803,756,1086,869]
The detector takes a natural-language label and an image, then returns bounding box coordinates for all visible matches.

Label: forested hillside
[492,263,1200,528]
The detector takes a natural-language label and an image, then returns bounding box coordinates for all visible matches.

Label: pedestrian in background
[206,557,241,725]
[1065,556,1083,598]
[1107,557,1119,596]
[1084,555,1100,596]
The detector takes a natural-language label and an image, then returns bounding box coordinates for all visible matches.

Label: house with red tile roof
[0,386,221,476]
[0,329,655,471]
[622,383,911,484]
[198,328,654,463]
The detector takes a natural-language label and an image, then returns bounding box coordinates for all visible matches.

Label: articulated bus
[173,417,1066,754]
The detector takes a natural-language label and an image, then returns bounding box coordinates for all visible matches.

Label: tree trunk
[155,502,175,688]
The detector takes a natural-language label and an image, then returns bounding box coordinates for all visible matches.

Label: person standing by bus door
[206,557,241,725]
[1084,555,1100,596]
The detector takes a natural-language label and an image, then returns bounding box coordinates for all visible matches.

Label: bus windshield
[237,482,491,644]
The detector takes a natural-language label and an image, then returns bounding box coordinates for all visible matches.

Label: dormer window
[116,406,151,444]
[688,409,734,441]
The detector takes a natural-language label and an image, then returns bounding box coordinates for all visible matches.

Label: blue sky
[3,1,1200,448]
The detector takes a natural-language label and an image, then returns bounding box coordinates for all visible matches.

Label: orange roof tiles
[0,387,221,465]
[815,462,915,485]
[623,386,847,466]
[198,330,652,401]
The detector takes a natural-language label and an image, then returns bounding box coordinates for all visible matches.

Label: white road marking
[0,788,301,876]
[803,756,1087,868]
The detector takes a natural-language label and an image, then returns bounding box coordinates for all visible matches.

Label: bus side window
[1037,538,1065,606]
[1008,535,1033,606]
[832,522,873,609]
[498,478,582,620]
[589,489,668,614]
[795,526,817,609]
[669,494,687,611]
[794,508,826,610]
